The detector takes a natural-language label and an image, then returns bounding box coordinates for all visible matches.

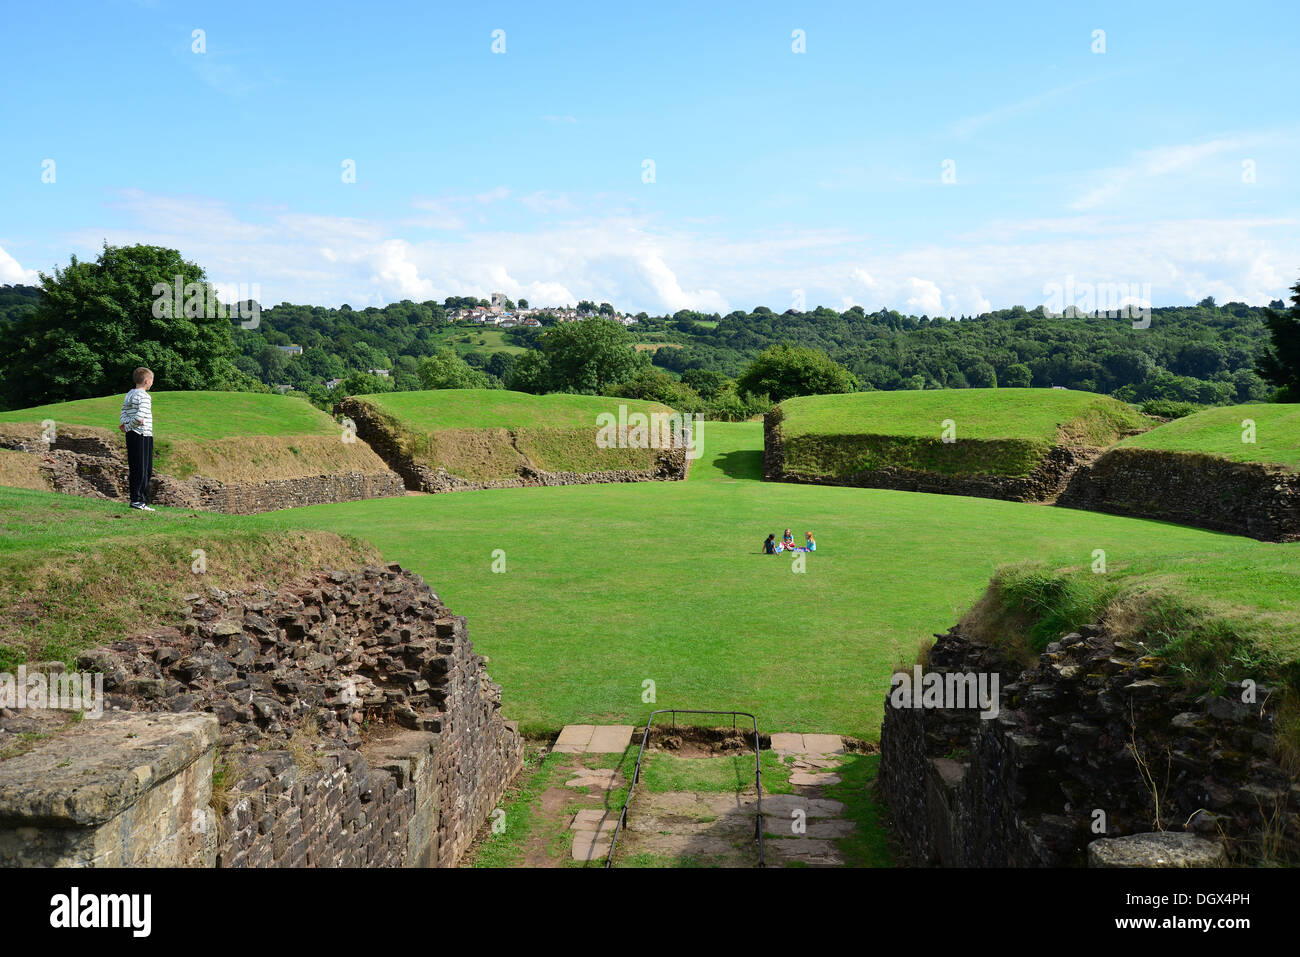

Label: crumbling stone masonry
[0,565,524,867]
[1057,447,1300,542]
[879,625,1299,867]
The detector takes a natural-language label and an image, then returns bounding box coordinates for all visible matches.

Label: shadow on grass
[711,449,763,481]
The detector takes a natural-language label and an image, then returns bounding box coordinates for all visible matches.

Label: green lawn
[0,391,338,440]
[238,421,1300,739]
[5,416,1296,741]
[778,388,1148,444]
[1119,403,1300,468]
[355,389,673,431]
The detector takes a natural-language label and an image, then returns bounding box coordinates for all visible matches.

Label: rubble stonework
[1057,447,1300,542]
[0,565,524,867]
[336,396,689,493]
[879,626,1299,867]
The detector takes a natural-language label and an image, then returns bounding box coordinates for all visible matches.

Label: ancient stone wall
[1057,447,1300,542]
[337,396,689,493]
[879,626,1298,866]
[0,424,405,514]
[0,565,524,868]
[763,407,1087,502]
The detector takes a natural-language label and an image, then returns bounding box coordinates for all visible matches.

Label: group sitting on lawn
[763,529,816,554]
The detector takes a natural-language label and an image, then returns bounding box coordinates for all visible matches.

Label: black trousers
[125,431,154,504]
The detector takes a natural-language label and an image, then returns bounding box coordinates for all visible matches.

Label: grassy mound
[0,391,390,484]
[348,390,684,482]
[774,388,1150,478]
[1118,403,1300,469]
[0,486,379,670]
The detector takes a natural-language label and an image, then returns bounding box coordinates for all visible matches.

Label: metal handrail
[604,709,764,868]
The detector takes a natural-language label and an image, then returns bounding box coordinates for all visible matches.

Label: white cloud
[903,277,944,315]
[0,245,39,284]
[1069,136,1248,211]
[58,188,1300,315]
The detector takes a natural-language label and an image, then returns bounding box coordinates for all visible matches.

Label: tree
[735,344,859,403]
[1258,279,1300,400]
[0,244,246,407]
[538,318,646,393]
[416,348,492,390]
[338,370,394,396]
[517,298,529,310]
[1002,363,1032,388]
[506,350,551,393]
[680,368,729,398]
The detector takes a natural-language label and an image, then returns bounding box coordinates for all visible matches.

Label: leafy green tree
[608,368,701,409]
[735,344,859,403]
[680,368,729,398]
[0,243,246,407]
[1258,280,1300,400]
[338,370,394,395]
[1002,363,1032,388]
[416,348,493,389]
[517,298,529,310]
[505,350,551,393]
[538,318,647,393]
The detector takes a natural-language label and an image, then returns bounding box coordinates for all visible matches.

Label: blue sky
[1,0,1297,315]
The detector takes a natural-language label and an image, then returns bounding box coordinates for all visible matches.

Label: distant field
[433,324,528,355]
[1119,403,1300,468]
[774,389,1150,478]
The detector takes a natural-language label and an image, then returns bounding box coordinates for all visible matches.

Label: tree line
[1,244,1297,414]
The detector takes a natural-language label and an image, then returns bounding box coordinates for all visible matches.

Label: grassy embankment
[775,388,1150,477]
[348,389,682,482]
[0,391,387,483]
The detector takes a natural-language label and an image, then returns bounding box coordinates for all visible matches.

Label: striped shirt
[120,388,153,437]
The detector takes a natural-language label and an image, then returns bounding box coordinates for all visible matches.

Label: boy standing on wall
[119,367,155,511]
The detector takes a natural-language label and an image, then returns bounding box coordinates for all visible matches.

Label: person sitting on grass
[805,531,817,551]
[782,528,796,550]
[763,533,777,554]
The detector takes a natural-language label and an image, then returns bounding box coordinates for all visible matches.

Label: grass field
[239,421,1300,737]
[432,325,528,356]
[1119,402,1300,468]
[5,416,1298,740]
